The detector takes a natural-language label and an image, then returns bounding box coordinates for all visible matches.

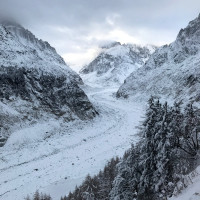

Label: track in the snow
[0,85,144,200]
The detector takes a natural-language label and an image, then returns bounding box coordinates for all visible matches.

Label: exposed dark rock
[0,21,97,146]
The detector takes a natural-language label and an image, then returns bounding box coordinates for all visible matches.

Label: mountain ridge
[117,14,200,103]
[0,21,97,145]
[80,42,156,87]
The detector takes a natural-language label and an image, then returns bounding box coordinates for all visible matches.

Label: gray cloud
[0,0,199,69]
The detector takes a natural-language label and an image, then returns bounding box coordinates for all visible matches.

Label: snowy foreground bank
[170,166,200,200]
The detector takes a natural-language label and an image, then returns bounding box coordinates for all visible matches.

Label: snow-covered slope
[0,21,97,145]
[80,42,156,87]
[0,21,81,79]
[170,166,200,200]
[117,14,200,102]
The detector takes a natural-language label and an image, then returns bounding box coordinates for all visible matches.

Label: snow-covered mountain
[80,42,156,87]
[117,14,200,102]
[0,21,97,146]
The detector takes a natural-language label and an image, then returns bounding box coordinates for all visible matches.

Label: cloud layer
[0,0,199,70]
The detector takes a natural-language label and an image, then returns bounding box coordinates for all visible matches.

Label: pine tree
[25,195,31,200]
[33,190,40,200]
[137,98,162,199]
[110,146,141,200]
[153,103,175,197]
[81,174,99,200]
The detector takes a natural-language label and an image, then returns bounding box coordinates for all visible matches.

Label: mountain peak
[80,43,156,87]
[176,14,200,45]
[0,19,22,29]
[100,41,121,49]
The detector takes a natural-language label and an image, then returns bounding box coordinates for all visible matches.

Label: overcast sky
[0,0,199,70]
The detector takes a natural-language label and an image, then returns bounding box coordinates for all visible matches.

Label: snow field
[0,85,144,200]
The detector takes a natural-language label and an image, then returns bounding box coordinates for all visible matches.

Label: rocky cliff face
[0,21,97,145]
[80,42,156,87]
[117,14,200,102]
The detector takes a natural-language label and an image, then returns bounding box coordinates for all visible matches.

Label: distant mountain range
[80,42,156,87]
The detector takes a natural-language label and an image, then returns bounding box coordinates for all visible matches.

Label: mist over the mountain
[80,42,156,87]
[0,0,199,68]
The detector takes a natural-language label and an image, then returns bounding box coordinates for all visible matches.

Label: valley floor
[0,84,144,200]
